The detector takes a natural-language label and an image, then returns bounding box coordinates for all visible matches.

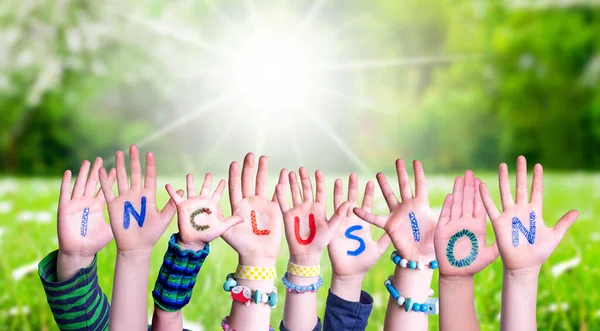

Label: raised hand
[165,173,243,249]
[99,145,178,252]
[479,156,578,271]
[221,153,288,265]
[353,160,437,262]
[57,157,116,280]
[275,167,349,266]
[434,170,499,278]
[328,174,391,278]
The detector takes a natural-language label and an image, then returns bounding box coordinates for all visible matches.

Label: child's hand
[328,174,391,278]
[479,156,578,272]
[275,168,349,266]
[353,160,436,261]
[165,173,243,250]
[57,158,116,280]
[434,171,499,278]
[221,153,288,265]
[99,145,178,253]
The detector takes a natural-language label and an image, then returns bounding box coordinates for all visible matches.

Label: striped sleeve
[38,250,110,331]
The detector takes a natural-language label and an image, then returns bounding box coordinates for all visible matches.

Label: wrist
[176,238,207,252]
[289,253,321,266]
[117,249,153,261]
[504,266,541,279]
[238,255,277,267]
[56,251,95,282]
[330,274,364,302]
[439,274,474,283]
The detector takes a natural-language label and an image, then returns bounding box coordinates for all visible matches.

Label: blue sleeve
[323,289,373,331]
[279,317,322,331]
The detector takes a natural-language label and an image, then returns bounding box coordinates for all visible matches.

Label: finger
[479,182,501,220]
[462,170,475,217]
[115,151,128,193]
[395,159,413,201]
[71,160,91,198]
[200,173,213,197]
[255,155,269,198]
[143,152,157,190]
[352,207,387,229]
[376,173,398,210]
[361,181,375,213]
[160,189,184,223]
[188,173,198,198]
[84,157,103,197]
[438,194,454,227]
[498,163,513,210]
[553,210,578,243]
[515,156,528,204]
[59,170,72,205]
[348,173,358,205]
[221,215,244,232]
[450,176,464,220]
[299,167,314,202]
[327,202,349,236]
[96,168,116,200]
[165,184,184,204]
[413,160,428,200]
[99,167,116,202]
[241,153,255,198]
[228,161,242,207]
[275,184,290,213]
[129,145,142,189]
[272,168,288,202]
[289,171,302,207]
[212,179,227,201]
[376,232,392,255]
[473,178,485,218]
[315,170,327,204]
[530,163,543,208]
[333,179,343,210]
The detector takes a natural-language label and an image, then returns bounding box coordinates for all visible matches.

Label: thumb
[328,202,349,236]
[553,210,578,243]
[160,189,184,223]
[222,215,244,232]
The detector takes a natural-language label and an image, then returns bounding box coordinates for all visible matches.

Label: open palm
[479,156,578,271]
[328,174,391,277]
[353,160,437,262]
[99,145,178,252]
[276,167,348,266]
[434,171,499,277]
[166,173,242,247]
[58,157,116,257]
[221,153,288,264]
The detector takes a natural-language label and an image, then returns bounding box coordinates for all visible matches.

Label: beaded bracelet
[152,233,210,312]
[390,251,438,270]
[281,272,323,293]
[384,276,438,315]
[223,273,278,308]
[221,316,274,331]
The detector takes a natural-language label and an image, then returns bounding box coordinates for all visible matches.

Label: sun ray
[301,103,372,175]
[290,123,304,165]
[309,82,377,111]
[306,10,373,53]
[246,0,263,33]
[203,0,241,37]
[293,0,327,38]
[197,110,244,170]
[315,54,483,72]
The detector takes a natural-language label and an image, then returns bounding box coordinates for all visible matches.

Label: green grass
[0,173,599,330]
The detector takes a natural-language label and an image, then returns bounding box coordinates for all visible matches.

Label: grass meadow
[0,172,598,331]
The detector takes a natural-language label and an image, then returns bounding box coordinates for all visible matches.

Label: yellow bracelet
[287,261,320,277]
[234,265,277,280]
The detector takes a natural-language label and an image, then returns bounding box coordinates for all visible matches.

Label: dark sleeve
[323,290,373,331]
[38,250,110,331]
[279,317,322,331]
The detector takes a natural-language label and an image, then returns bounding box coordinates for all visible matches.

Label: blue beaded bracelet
[281,272,323,294]
[384,276,438,315]
[223,273,278,308]
[390,251,438,270]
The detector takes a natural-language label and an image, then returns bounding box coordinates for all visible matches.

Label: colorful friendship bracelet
[234,265,277,280]
[390,251,438,270]
[287,261,321,277]
[221,316,275,331]
[152,233,210,312]
[384,276,438,315]
[223,273,278,307]
[281,272,324,293]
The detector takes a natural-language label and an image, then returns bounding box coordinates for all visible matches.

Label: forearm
[501,269,539,331]
[384,267,433,331]
[324,275,373,331]
[439,276,478,331]
[109,250,152,330]
[283,274,318,330]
